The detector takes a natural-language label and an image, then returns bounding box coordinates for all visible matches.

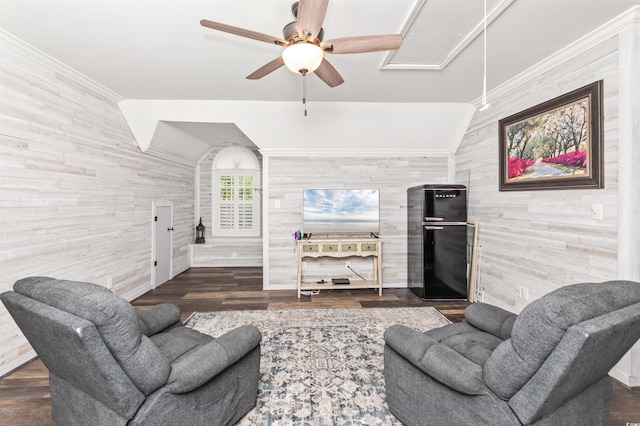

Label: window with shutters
[212,147,260,237]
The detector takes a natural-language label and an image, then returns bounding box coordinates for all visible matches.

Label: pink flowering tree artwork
[498,81,603,191]
[504,102,589,181]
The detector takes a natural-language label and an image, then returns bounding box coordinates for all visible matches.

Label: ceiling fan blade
[296,0,329,41]
[314,58,344,87]
[246,57,285,80]
[323,34,402,54]
[200,19,287,46]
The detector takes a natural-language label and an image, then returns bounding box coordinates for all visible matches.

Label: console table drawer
[361,243,378,251]
[322,244,339,252]
[302,244,319,252]
[342,244,358,252]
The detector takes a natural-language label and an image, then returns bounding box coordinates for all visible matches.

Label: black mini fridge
[407,184,468,300]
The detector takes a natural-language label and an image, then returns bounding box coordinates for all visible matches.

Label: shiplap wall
[0,41,194,373]
[456,36,621,310]
[265,156,449,289]
[198,146,220,236]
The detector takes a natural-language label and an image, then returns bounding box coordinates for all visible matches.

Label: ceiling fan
[200,0,403,87]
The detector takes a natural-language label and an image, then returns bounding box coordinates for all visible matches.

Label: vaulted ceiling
[2,0,638,162]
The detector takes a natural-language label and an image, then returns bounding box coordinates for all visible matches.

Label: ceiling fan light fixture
[282,42,324,74]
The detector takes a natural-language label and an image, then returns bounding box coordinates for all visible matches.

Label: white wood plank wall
[190,239,262,267]
[265,156,449,289]
[197,147,217,237]
[0,40,194,373]
[456,36,622,311]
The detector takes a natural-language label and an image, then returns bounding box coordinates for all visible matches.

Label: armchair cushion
[167,325,262,394]
[484,281,640,400]
[512,282,639,362]
[464,302,517,340]
[384,324,486,395]
[150,326,213,363]
[424,320,505,366]
[137,303,181,336]
[509,302,640,424]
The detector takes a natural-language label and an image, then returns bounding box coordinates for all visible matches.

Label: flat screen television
[303,189,380,234]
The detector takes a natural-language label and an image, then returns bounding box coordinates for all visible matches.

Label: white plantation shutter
[219,204,235,230]
[238,205,253,229]
[212,147,260,237]
[219,176,235,230]
[238,175,254,230]
[214,172,258,235]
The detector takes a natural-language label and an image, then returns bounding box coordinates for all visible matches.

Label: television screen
[303,189,380,234]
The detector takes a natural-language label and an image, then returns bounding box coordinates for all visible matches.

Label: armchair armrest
[385,324,486,395]
[166,325,262,394]
[464,303,517,340]
[137,303,182,336]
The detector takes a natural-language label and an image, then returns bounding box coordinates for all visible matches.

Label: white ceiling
[1,0,638,159]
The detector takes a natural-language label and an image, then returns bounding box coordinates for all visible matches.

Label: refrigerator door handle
[423,226,444,230]
[424,217,444,221]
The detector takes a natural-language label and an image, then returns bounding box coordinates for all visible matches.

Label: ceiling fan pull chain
[302,69,308,116]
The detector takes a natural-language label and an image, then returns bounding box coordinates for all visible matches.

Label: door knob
[167,227,174,231]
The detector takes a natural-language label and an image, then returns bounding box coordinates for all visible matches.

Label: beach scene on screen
[303,189,380,233]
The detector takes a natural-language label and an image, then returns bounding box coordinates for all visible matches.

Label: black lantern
[195,218,205,243]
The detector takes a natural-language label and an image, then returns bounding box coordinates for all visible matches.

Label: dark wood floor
[0,267,637,425]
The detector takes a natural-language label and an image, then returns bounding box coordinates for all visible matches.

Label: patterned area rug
[186,307,450,425]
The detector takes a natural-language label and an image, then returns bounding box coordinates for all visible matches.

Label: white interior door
[155,205,172,286]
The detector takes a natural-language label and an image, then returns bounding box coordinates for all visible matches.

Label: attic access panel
[383,0,513,70]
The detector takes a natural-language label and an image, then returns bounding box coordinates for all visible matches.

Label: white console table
[296,238,382,299]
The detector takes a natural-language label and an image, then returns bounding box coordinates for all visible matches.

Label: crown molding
[258,148,452,158]
[144,147,196,167]
[471,5,640,108]
[0,29,124,103]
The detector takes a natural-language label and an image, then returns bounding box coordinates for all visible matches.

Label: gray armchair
[1,277,262,426]
[384,280,640,425]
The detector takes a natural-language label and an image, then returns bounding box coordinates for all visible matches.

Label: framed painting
[498,80,603,191]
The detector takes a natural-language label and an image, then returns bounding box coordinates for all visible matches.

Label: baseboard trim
[609,364,639,389]
[190,260,263,268]
[610,375,639,391]
[0,350,37,379]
